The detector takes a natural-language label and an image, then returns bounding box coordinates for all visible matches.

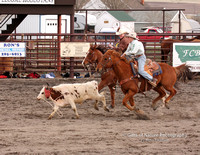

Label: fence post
[57,14,61,72]
[70,13,75,78]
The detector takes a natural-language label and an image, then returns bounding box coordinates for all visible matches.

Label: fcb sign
[173,42,200,72]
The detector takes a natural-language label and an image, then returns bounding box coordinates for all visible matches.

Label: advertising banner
[61,42,90,57]
[0,42,26,57]
[173,42,200,72]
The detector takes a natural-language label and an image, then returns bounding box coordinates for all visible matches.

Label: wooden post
[57,14,62,72]
[162,10,165,39]
[70,13,75,78]
[178,10,181,39]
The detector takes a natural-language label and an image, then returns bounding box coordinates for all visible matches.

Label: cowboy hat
[116,28,129,35]
[127,32,138,39]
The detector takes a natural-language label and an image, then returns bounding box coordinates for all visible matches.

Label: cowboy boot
[148,78,157,87]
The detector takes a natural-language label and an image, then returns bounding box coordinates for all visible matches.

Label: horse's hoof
[139,115,150,120]
[136,113,150,120]
[151,104,158,111]
[134,109,150,120]
[165,103,170,109]
[109,104,114,109]
[151,103,158,111]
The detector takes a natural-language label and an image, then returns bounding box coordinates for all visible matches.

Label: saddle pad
[144,62,162,77]
[152,63,162,77]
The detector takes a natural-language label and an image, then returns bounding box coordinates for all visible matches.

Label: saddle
[130,58,162,77]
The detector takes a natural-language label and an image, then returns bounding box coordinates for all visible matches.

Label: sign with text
[61,42,90,57]
[0,0,54,5]
[173,42,200,72]
[0,42,26,57]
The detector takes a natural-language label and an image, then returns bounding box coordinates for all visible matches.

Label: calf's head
[37,85,51,100]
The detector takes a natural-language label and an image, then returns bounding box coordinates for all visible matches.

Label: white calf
[37,80,109,119]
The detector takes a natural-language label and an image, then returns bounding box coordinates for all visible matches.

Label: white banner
[61,42,90,57]
[0,42,26,57]
[0,0,54,5]
[173,42,200,72]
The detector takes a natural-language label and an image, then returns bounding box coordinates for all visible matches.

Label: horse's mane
[90,44,110,54]
[107,50,130,64]
[96,44,111,54]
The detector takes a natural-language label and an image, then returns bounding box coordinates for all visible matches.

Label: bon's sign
[173,42,200,72]
[0,42,26,57]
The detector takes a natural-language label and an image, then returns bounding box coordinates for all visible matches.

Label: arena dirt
[0,77,199,154]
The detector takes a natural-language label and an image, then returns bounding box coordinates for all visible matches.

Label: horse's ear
[90,43,95,50]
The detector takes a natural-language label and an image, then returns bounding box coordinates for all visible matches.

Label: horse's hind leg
[163,86,177,109]
[152,86,166,110]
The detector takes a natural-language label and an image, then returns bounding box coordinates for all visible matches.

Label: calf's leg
[97,92,109,112]
[48,105,59,120]
[68,100,80,119]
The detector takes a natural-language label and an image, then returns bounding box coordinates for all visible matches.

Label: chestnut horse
[161,37,200,62]
[97,49,193,119]
[82,44,117,109]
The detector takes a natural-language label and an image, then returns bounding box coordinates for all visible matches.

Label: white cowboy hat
[116,28,129,35]
[127,32,138,40]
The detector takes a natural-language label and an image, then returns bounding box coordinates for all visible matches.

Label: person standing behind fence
[121,32,157,87]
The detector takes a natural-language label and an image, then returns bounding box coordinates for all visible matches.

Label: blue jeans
[136,55,153,81]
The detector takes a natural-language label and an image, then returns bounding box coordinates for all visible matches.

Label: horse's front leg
[124,90,150,120]
[98,80,114,109]
[122,90,136,111]
[108,85,116,109]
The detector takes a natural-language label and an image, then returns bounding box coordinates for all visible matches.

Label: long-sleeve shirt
[123,40,144,56]
[117,37,133,53]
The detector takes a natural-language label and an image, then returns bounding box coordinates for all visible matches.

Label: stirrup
[148,80,157,87]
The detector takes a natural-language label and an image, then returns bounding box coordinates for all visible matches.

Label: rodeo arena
[0,0,200,154]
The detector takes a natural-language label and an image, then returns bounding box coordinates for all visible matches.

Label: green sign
[175,45,200,62]
[173,43,200,72]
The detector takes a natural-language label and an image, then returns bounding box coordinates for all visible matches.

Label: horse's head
[97,49,121,72]
[82,44,102,68]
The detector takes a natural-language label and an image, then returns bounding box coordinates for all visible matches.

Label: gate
[0,33,200,76]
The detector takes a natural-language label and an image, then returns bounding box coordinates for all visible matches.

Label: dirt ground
[0,77,200,155]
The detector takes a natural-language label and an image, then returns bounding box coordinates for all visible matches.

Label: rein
[119,76,134,85]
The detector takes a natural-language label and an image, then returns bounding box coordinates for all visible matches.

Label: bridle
[99,55,113,71]
[84,50,96,64]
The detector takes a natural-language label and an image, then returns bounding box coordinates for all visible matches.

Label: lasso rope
[41,98,63,118]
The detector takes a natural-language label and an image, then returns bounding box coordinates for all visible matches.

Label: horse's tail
[174,64,193,82]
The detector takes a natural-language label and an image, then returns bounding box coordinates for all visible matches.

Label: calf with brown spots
[37,80,109,119]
